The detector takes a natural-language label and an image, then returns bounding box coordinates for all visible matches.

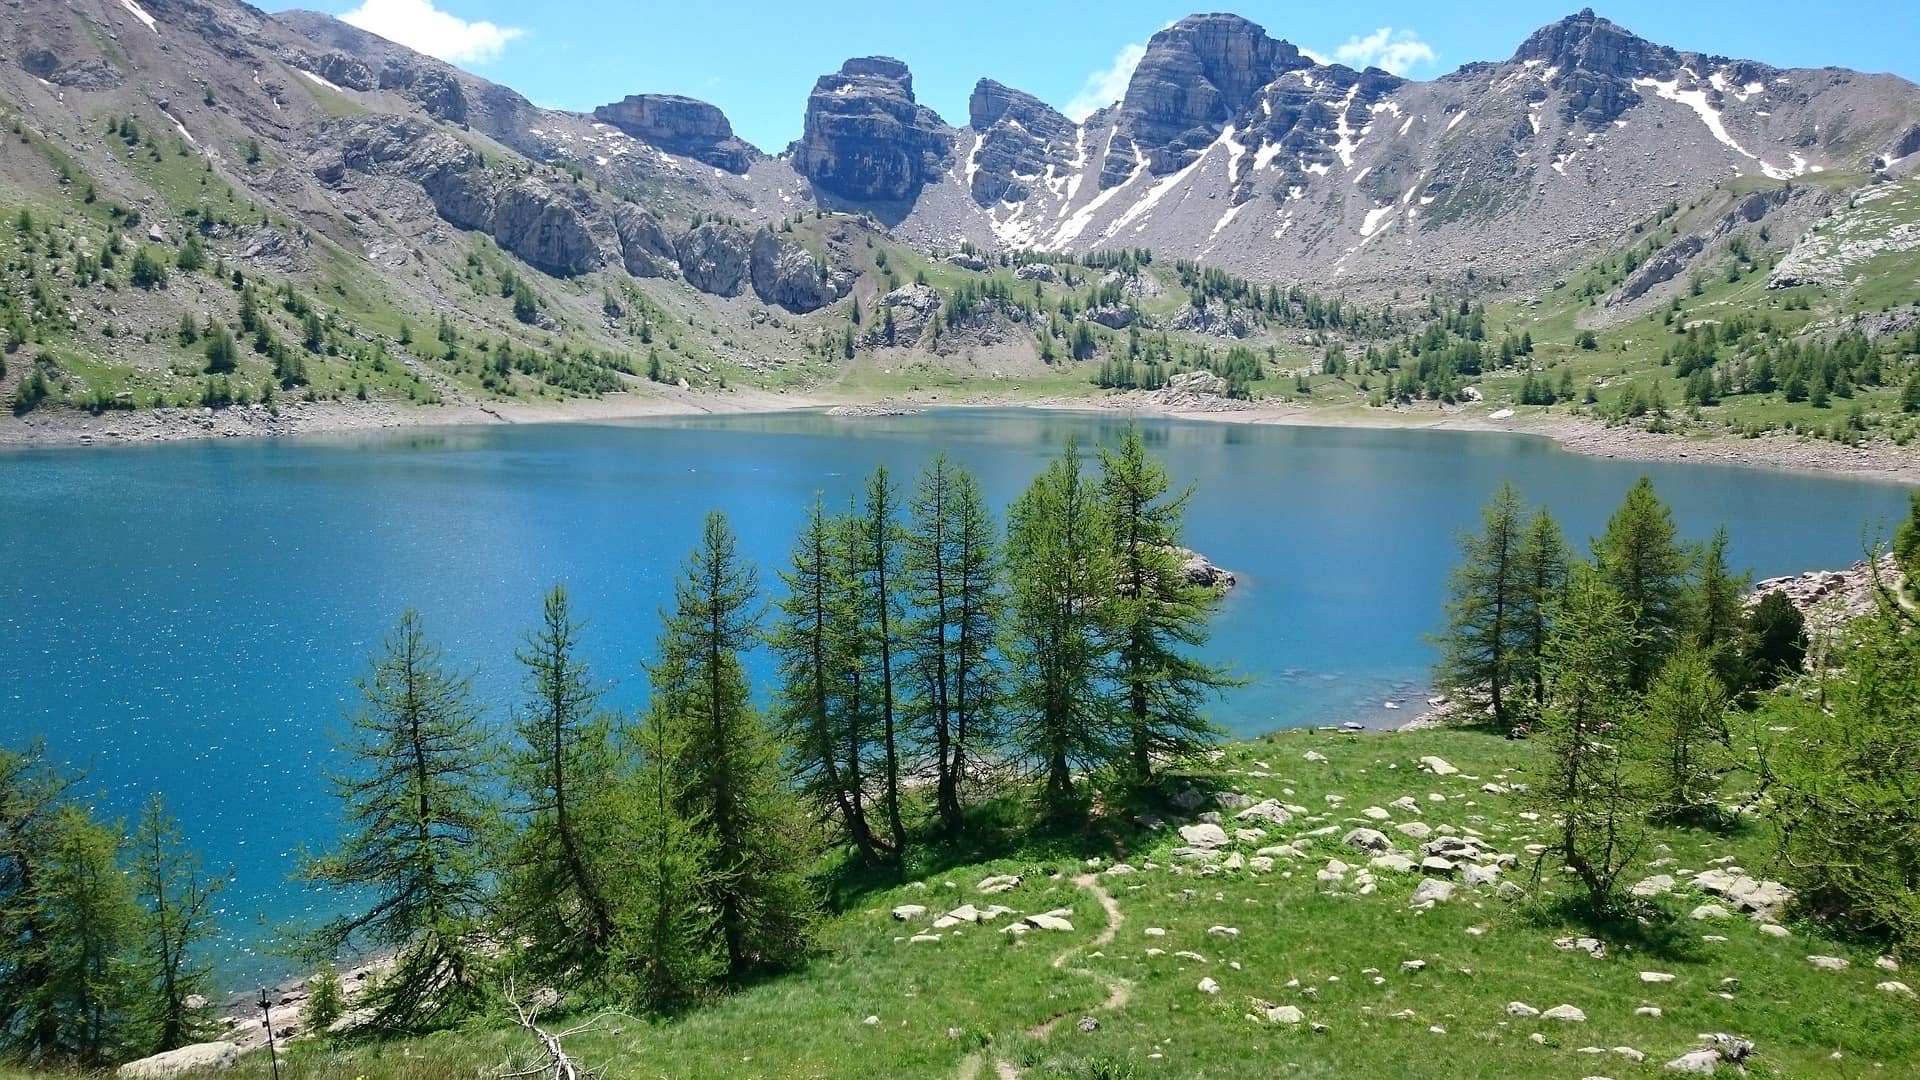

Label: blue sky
[272,1,1920,151]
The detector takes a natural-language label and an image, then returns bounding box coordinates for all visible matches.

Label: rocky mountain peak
[591,94,758,174]
[965,79,1075,206]
[791,56,952,207]
[1511,8,1674,80]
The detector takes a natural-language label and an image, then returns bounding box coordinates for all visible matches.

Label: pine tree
[1894,491,1920,599]
[1531,566,1648,911]
[1744,590,1807,690]
[902,455,1003,835]
[1100,425,1231,784]
[857,469,908,855]
[506,587,620,979]
[1006,439,1118,822]
[1593,477,1693,691]
[304,611,494,1027]
[771,498,885,863]
[1437,483,1531,728]
[654,512,814,976]
[129,796,219,1052]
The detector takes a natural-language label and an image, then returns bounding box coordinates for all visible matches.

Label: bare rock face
[675,222,753,297]
[18,48,123,90]
[875,283,941,345]
[592,94,756,173]
[283,49,375,91]
[491,181,604,277]
[614,205,678,278]
[1510,8,1678,126]
[1103,13,1315,186]
[749,228,841,313]
[967,79,1075,206]
[792,57,952,204]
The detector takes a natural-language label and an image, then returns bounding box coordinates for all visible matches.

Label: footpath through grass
[190,727,1918,1079]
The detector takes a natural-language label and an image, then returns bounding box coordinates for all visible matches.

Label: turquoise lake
[0,409,1908,984]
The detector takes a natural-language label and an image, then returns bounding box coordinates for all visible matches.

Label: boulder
[1418,756,1460,776]
[1542,1004,1586,1022]
[1410,879,1455,907]
[117,1043,240,1078]
[1235,799,1292,826]
[1180,823,1230,849]
[1342,828,1392,853]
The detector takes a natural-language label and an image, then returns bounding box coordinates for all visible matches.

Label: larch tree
[1688,527,1751,694]
[1437,483,1531,728]
[857,468,908,854]
[506,587,620,980]
[1642,645,1730,821]
[1593,476,1693,691]
[902,454,1002,835]
[129,795,220,1052]
[37,804,137,1064]
[770,497,884,863]
[656,512,814,977]
[1531,565,1649,912]
[304,610,494,1028]
[1005,438,1118,823]
[0,742,73,1059]
[1516,506,1571,712]
[1099,425,1231,785]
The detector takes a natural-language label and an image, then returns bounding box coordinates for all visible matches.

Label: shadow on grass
[1519,892,1707,965]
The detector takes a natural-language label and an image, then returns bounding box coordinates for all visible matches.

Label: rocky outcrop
[1103,13,1315,185]
[614,205,677,278]
[19,48,123,89]
[874,283,941,345]
[491,180,603,277]
[750,228,839,313]
[592,94,757,173]
[1169,300,1253,338]
[674,222,752,297]
[791,57,952,204]
[1613,235,1703,303]
[967,79,1075,206]
[1178,548,1237,590]
[1510,8,1678,126]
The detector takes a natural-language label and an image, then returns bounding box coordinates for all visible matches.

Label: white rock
[1180,823,1230,849]
[1410,879,1456,907]
[117,1044,240,1078]
[1640,971,1676,983]
[1689,904,1731,921]
[1266,1004,1304,1024]
[1343,828,1393,852]
[1419,756,1459,776]
[1361,807,1392,821]
[1506,1001,1540,1018]
[1144,927,1166,937]
[1877,980,1914,996]
[1807,955,1850,971]
[1396,821,1434,840]
[1208,926,1240,939]
[1542,1004,1587,1022]
[1630,874,1675,899]
[1665,1049,1720,1074]
[1197,977,1220,995]
[891,904,927,921]
[1757,923,1791,938]
[1303,751,1328,763]
[976,874,1022,894]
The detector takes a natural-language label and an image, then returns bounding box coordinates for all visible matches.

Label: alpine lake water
[0,408,1908,986]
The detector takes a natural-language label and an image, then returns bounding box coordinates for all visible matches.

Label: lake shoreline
[4,385,1917,484]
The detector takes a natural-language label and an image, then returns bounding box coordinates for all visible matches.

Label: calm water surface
[0,409,1907,982]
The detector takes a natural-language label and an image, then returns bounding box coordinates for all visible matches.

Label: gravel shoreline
[3,390,1916,485]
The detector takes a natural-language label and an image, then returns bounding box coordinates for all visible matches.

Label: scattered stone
[976,875,1021,894]
[1144,927,1166,937]
[1401,959,1427,972]
[1266,1004,1305,1024]
[1197,977,1220,995]
[1410,879,1456,907]
[1630,874,1676,899]
[1419,756,1460,776]
[1077,1016,1100,1033]
[863,1015,880,1026]
[1691,869,1793,921]
[1807,955,1850,971]
[1640,972,1676,984]
[1180,823,1230,849]
[1343,828,1393,853]
[1104,863,1136,877]
[1396,821,1434,841]
[1361,806,1392,821]
[1303,751,1328,763]
[1208,926,1240,939]
[1463,864,1500,887]
[1758,923,1791,938]
[891,904,927,921]
[1689,904,1731,922]
[1421,856,1458,876]
[1175,950,1206,962]
[1665,1049,1720,1074]
[1236,799,1293,826]
[1371,853,1417,874]
[1635,1006,1663,1017]
[1507,1002,1541,1017]
[1877,980,1914,996]
[1543,1004,1587,1022]
[1876,956,1901,972]
[1555,936,1607,959]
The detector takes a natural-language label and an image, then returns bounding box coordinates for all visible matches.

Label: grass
[171,726,1918,1079]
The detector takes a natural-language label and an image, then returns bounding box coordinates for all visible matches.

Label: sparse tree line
[0,427,1233,1063]
[1439,477,1920,958]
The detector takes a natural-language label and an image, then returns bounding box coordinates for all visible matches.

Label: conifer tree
[129,795,220,1052]
[506,587,620,980]
[655,512,814,976]
[856,469,908,854]
[771,497,884,863]
[1689,527,1751,693]
[1531,566,1648,911]
[1006,439,1118,822]
[1100,426,1231,783]
[1593,476,1693,690]
[902,455,1002,834]
[305,611,494,1027]
[39,806,137,1064]
[1437,483,1530,727]
[1516,507,1571,711]
[1642,646,1729,820]
[616,684,722,1012]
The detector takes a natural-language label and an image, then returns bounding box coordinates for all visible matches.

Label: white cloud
[340,0,523,65]
[1064,42,1147,123]
[1329,27,1435,76]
